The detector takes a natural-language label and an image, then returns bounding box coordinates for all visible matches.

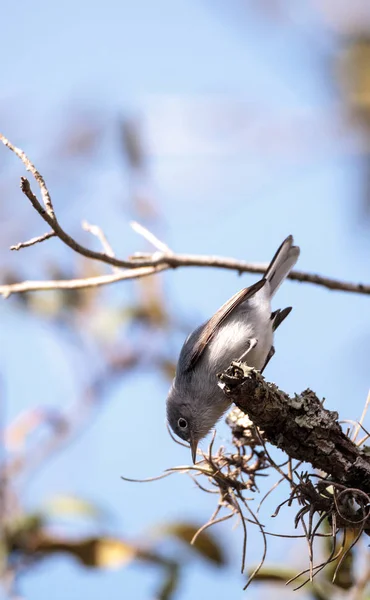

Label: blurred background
[1,1,370,599]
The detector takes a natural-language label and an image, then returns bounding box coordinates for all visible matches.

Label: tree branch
[18,176,134,269]
[0,266,167,298]
[10,231,56,251]
[218,362,370,494]
[1,133,370,297]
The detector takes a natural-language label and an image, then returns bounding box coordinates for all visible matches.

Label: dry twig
[1,134,370,297]
[121,368,370,591]
[10,231,56,251]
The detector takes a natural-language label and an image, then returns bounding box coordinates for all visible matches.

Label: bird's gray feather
[166,235,300,452]
[181,278,266,373]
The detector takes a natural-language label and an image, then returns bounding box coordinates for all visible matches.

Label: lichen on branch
[218,362,370,494]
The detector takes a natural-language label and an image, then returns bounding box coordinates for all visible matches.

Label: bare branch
[81,220,120,273]
[353,390,370,443]
[81,220,115,256]
[1,134,370,297]
[0,133,55,218]
[19,176,134,268]
[0,265,167,299]
[130,220,172,254]
[10,231,56,251]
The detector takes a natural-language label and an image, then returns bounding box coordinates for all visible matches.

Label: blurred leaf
[0,538,6,573]
[135,276,168,327]
[35,535,180,599]
[156,563,179,600]
[157,522,225,566]
[249,567,339,600]
[41,495,107,523]
[316,519,356,591]
[6,514,44,537]
[325,528,356,589]
[339,36,370,121]
[120,117,146,170]
[5,513,44,553]
[160,360,177,380]
[88,307,127,342]
[27,291,65,317]
[94,538,137,568]
[247,567,300,582]
[6,408,50,451]
[55,108,103,160]
[37,536,137,569]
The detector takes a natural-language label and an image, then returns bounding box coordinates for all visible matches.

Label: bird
[166,235,300,463]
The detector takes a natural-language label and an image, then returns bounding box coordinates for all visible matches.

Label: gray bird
[166,236,300,463]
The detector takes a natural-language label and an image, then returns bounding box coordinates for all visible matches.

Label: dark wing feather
[184,278,266,372]
[262,307,293,374]
[270,306,292,332]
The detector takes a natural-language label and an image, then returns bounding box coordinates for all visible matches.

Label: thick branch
[218,363,370,494]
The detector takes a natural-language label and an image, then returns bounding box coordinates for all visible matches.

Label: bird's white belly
[206,313,273,374]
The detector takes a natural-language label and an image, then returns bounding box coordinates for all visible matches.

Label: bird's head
[166,381,227,463]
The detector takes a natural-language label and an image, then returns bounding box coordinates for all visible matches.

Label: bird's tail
[265,235,300,297]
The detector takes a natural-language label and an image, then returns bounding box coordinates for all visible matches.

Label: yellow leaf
[339,37,370,117]
[95,538,137,569]
[37,536,137,570]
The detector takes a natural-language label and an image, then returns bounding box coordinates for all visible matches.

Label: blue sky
[1,1,370,599]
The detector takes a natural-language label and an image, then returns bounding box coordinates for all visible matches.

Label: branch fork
[1,132,370,297]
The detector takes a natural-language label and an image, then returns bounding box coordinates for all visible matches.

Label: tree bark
[218,362,370,495]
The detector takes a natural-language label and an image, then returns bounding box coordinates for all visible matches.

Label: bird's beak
[190,436,198,464]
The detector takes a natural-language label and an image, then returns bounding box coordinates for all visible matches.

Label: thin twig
[353,390,370,443]
[242,500,268,590]
[190,512,234,545]
[190,505,221,544]
[0,265,167,298]
[130,221,172,254]
[1,134,370,296]
[356,432,370,447]
[19,177,134,268]
[120,472,175,483]
[10,231,56,251]
[82,221,117,260]
[257,476,285,514]
[189,475,219,494]
[229,489,248,574]
[82,220,121,274]
[0,134,54,217]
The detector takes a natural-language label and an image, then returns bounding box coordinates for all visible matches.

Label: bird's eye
[178,417,188,429]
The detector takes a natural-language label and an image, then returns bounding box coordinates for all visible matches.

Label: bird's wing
[184,278,266,372]
[270,306,292,331]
